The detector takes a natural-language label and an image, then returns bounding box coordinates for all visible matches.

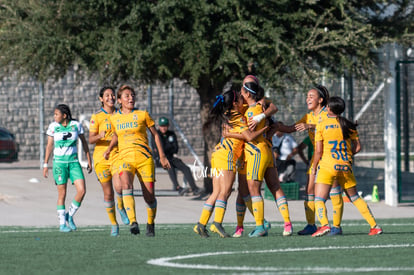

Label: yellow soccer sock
[122,189,136,223]
[315,197,329,226]
[304,194,315,225]
[104,200,117,225]
[251,196,264,226]
[330,186,344,228]
[213,200,227,224]
[243,195,254,216]
[146,200,157,225]
[116,192,124,210]
[276,196,291,223]
[351,195,377,228]
[236,202,246,227]
[199,203,214,226]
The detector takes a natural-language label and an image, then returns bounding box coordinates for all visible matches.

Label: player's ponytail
[328,96,357,139]
[203,88,238,131]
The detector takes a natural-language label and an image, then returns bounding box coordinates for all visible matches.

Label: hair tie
[243,84,256,94]
[213,94,225,108]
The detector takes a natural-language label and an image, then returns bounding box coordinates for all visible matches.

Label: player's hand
[222,124,232,137]
[295,123,308,132]
[99,131,106,139]
[103,150,110,160]
[160,156,171,170]
[87,164,93,174]
[43,167,48,178]
[248,117,258,131]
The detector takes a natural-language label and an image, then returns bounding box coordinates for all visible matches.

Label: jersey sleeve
[315,123,323,142]
[46,122,55,137]
[77,121,85,135]
[89,113,98,133]
[295,113,308,125]
[145,112,155,128]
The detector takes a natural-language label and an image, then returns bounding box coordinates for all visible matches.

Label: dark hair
[99,86,115,107]
[328,96,358,139]
[55,104,73,121]
[203,88,239,131]
[314,84,330,107]
[243,81,264,101]
[117,85,135,109]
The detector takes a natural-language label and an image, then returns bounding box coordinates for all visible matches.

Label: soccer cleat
[312,225,331,237]
[111,225,119,237]
[210,222,231,238]
[232,226,244,238]
[130,222,140,235]
[264,219,271,231]
[297,224,317,235]
[66,213,77,231]
[248,226,268,237]
[329,226,343,236]
[368,226,383,235]
[146,223,155,237]
[59,224,72,233]
[118,207,130,225]
[283,222,293,236]
[193,222,209,238]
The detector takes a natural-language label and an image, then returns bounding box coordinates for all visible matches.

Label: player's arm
[311,140,323,175]
[352,138,361,155]
[223,126,268,142]
[149,126,171,169]
[248,99,277,131]
[79,133,92,173]
[89,129,106,144]
[103,132,118,160]
[297,142,309,166]
[43,136,54,178]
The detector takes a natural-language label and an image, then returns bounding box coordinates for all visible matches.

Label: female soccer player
[43,104,92,232]
[311,96,382,236]
[104,85,170,237]
[89,86,130,236]
[193,87,269,238]
[278,85,344,236]
[240,81,274,237]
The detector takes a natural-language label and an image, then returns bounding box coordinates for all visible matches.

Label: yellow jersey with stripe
[90,108,119,166]
[296,106,328,147]
[243,103,272,181]
[211,110,249,171]
[315,115,359,177]
[110,109,154,163]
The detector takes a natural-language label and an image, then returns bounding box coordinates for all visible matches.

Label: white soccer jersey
[46,120,84,163]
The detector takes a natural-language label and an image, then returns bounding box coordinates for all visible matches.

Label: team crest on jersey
[247,112,253,118]
[91,119,95,125]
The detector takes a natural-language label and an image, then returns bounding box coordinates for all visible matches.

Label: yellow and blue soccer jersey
[296,106,328,147]
[46,120,84,163]
[315,115,359,187]
[110,109,154,163]
[90,108,119,165]
[212,110,249,171]
[243,103,272,181]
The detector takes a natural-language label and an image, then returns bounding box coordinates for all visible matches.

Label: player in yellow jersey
[104,85,171,237]
[193,87,269,238]
[278,85,344,235]
[311,96,383,236]
[240,81,274,237]
[89,87,130,237]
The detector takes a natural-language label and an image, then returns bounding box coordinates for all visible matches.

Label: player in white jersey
[43,104,92,233]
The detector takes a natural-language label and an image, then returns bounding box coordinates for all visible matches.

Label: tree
[1,0,413,190]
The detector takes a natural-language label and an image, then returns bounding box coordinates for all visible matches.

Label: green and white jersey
[46,120,84,163]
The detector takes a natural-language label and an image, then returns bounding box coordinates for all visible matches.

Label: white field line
[147,244,414,273]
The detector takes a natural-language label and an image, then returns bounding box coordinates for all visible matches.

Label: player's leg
[67,162,86,231]
[312,182,331,237]
[298,163,317,235]
[139,158,157,237]
[329,180,343,235]
[56,183,71,232]
[112,162,129,225]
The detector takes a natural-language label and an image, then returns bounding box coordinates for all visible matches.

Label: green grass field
[1,218,414,274]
